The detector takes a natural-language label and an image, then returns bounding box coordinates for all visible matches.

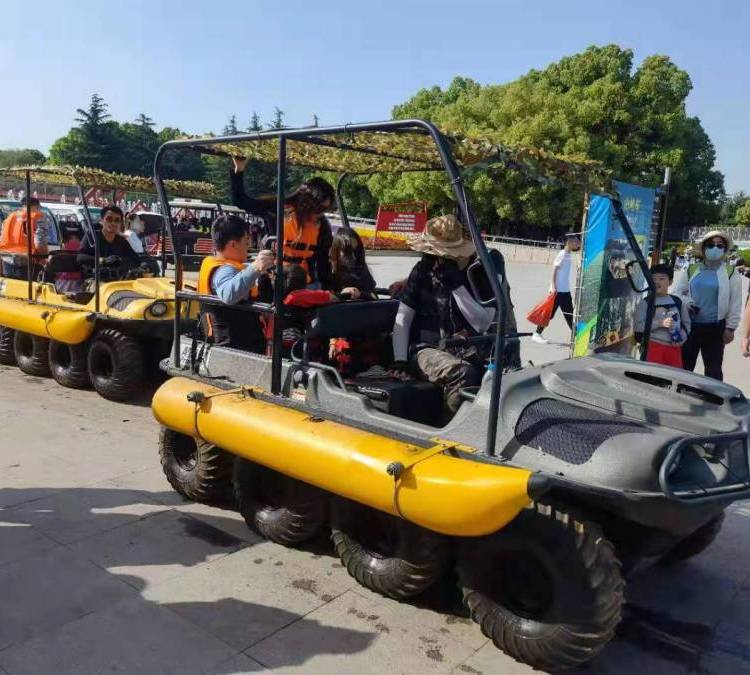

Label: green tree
[118,113,159,175]
[718,192,749,225]
[0,148,46,167]
[735,200,750,227]
[49,93,122,171]
[222,115,239,136]
[268,107,285,129]
[157,127,206,181]
[375,46,725,234]
[247,112,262,132]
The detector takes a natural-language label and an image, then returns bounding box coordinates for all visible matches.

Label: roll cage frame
[153,119,655,457]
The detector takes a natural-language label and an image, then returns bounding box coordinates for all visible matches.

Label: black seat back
[44,251,81,278]
[305,299,399,340]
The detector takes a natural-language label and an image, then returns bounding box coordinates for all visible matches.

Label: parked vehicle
[151,121,750,670]
[0,165,216,401]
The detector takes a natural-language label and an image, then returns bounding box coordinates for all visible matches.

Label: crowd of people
[196,165,504,421]
[2,176,749,406]
[630,230,746,380]
[0,200,156,292]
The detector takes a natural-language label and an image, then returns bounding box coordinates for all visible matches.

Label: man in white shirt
[532,232,580,344]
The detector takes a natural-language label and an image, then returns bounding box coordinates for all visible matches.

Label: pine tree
[268,107,285,129]
[247,112,262,132]
[74,93,111,131]
[222,115,238,136]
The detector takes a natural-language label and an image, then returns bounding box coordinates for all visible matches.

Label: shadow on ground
[2,485,750,674]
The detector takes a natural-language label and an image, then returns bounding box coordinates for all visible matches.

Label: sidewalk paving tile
[248,589,474,674]
[143,545,347,650]
[0,596,238,675]
[0,547,135,650]
[68,509,244,590]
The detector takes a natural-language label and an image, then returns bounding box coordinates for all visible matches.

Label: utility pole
[652,167,672,265]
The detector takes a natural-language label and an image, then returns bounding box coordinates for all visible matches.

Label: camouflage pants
[413,348,483,415]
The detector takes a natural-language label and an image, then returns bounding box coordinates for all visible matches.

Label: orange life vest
[198,256,247,296]
[197,256,260,346]
[0,209,44,254]
[282,208,320,282]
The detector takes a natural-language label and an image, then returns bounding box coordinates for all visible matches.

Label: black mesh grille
[515,398,647,465]
[106,291,149,312]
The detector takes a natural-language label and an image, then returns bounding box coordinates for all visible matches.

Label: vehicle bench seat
[303,299,399,340]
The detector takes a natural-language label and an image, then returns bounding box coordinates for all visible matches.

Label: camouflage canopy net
[0,165,219,201]
[172,127,614,192]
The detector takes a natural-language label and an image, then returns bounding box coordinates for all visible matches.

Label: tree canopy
[0,148,46,168]
[369,45,726,234]
[13,45,734,233]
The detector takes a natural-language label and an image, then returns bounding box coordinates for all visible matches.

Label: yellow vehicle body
[152,377,534,537]
[0,275,191,344]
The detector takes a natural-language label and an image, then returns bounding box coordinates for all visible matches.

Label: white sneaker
[532,333,549,344]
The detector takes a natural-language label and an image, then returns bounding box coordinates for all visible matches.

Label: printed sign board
[573,181,656,357]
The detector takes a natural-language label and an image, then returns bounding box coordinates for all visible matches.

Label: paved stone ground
[1,256,749,674]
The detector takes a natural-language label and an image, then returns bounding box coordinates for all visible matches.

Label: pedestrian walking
[532,232,580,344]
[671,230,743,380]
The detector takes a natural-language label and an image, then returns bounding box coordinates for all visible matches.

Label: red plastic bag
[526,293,556,327]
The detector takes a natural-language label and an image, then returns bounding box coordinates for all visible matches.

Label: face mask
[704,246,724,261]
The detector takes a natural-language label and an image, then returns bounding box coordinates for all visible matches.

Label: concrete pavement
[1,255,750,674]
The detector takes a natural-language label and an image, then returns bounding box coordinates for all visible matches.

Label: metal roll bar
[153,118,653,458]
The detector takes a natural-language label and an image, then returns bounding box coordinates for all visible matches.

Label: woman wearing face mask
[671,230,743,380]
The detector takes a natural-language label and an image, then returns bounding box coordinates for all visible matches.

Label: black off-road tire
[331,499,449,600]
[662,513,725,564]
[49,340,91,389]
[458,503,623,671]
[13,331,50,376]
[234,459,327,545]
[0,325,16,366]
[158,427,234,503]
[87,328,144,401]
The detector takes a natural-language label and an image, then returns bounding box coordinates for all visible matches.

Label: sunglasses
[706,244,725,250]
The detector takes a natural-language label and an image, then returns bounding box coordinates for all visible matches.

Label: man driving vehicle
[391,215,496,420]
[77,205,140,276]
[197,214,274,350]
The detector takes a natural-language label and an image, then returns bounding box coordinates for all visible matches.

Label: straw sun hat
[407,215,476,259]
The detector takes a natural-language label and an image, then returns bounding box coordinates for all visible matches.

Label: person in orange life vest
[231,157,334,288]
[0,196,50,278]
[197,214,274,350]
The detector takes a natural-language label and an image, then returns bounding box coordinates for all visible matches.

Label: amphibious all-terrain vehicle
[0,166,216,400]
[151,122,750,670]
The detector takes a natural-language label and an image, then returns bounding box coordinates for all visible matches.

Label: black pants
[682,321,726,381]
[536,291,573,334]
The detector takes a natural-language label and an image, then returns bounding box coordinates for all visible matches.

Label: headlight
[148,301,168,317]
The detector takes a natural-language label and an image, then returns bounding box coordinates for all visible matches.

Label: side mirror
[625,260,649,293]
[467,249,505,307]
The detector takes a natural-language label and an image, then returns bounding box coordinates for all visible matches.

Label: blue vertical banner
[573,181,656,357]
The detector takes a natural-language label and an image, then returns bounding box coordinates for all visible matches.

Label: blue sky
[2,0,748,193]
